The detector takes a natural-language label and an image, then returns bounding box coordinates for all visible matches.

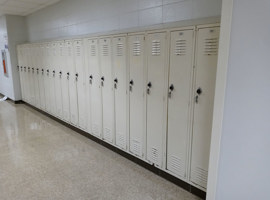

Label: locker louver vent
[92,124,99,136]
[131,140,141,156]
[60,46,64,56]
[175,39,186,56]
[152,40,161,56]
[151,147,158,164]
[91,45,96,57]
[116,43,124,56]
[102,44,109,56]
[133,41,141,56]
[117,133,125,148]
[169,155,184,176]
[192,167,208,188]
[204,38,219,55]
[103,127,111,141]
[68,47,72,56]
[76,46,81,56]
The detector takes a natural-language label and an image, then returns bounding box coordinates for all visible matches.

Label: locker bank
[0,1,269,200]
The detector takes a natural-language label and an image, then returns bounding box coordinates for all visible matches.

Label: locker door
[74,40,87,130]
[60,41,70,122]
[23,47,30,103]
[38,44,46,111]
[146,32,168,167]
[50,43,57,116]
[128,34,146,157]
[99,37,115,144]
[85,38,102,137]
[54,42,63,119]
[33,45,41,108]
[44,43,52,113]
[113,36,128,150]
[190,26,220,188]
[66,40,78,126]
[28,46,36,105]
[17,46,25,101]
[167,29,195,178]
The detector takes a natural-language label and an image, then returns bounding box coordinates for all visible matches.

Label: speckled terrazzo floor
[0,100,201,200]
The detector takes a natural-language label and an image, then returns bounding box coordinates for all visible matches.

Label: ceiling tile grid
[0,0,61,16]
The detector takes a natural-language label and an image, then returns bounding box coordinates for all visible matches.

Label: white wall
[215,1,270,199]
[26,0,222,41]
[0,15,27,101]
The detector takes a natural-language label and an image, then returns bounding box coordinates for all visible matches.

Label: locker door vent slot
[76,46,81,56]
[151,147,158,164]
[67,46,72,56]
[131,140,141,156]
[116,43,124,56]
[133,41,141,56]
[152,40,161,56]
[102,44,109,56]
[92,124,100,136]
[175,39,186,56]
[192,167,208,188]
[60,47,64,56]
[204,38,219,55]
[91,45,96,57]
[103,127,112,141]
[169,155,184,176]
[116,133,125,148]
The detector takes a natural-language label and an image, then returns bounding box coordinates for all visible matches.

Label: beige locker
[128,33,146,157]
[99,37,115,144]
[190,26,220,188]
[74,39,87,130]
[17,46,25,101]
[28,45,36,105]
[37,44,46,111]
[113,35,128,150]
[85,38,102,137]
[59,41,70,122]
[44,43,52,113]
[166,29,195,178]
[66,40,79,126]
[146,31,168,167]
[32,44,41,108]
[49,43,57,116]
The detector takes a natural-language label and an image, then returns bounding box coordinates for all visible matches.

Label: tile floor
[0,100,200,200]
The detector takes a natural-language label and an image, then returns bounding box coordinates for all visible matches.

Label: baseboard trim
[22,101,206,199]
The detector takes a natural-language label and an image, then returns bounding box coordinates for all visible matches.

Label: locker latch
[101,76,104,87]
[53,70,55,77]
[114,78,118,89]
[147,82,152,95]
[75,73,78,81]
[168,84,174,98]
[42,69,44,75]
[67,72,70,80]
[59,71,62,78]
[28,67,30,72]
[36,68,39,74]
[89,75,93,84]
[47,69,49,76]
[20,66,23,72]
[195,87,202,103]
[24,67,26,72]
[129,80,134,92]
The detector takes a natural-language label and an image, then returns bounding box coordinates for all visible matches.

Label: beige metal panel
[128,33,146,158]
[190,26,220,188]
[167,29,195,178]
[113,35,128,150]
[85,38,103,137]
[99,37,115,144]
[146,31,168,167]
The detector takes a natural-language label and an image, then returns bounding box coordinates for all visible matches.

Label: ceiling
[0,0,62,16]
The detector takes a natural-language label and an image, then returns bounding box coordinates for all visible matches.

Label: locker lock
[114,78,118,89]
[89,75,93,84]
[67,72,70,80]
[129,80,134,92]
[101,76,104,87]
[24,67,26,72]
[53,70,55,77]
[36,68,39,74]
[75,73,78,81]
[168,84,174,98]
[47,69,49,76]
[196,88,202,95]
[147,82,152,95]
[28,67,30,72]
[195,87,202,104]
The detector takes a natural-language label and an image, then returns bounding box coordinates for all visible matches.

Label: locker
[27,46,36,105]
[59,41,70,122]
[53,42,63,119]
[128,34,146,157]
[23,46,30,103]
[66,40,79,126]
[190,26,220,188]
[49,43,57,116]
[17,46,25,101]
[99,37,115,144]
[113,35,128,150]
[32,44,41,108]
[38,44,46,111]
[74,40,87,130]
[146,31,168,167]
[166,29,195,178]
[44,43,52,113]
[84,38,102,137]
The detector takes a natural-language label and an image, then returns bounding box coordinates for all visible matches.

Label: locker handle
[129,80,134,92]
[36,68,39,74]
[129,80,134,85]
[67,72,70,80]
[17,66,19,71]
[101,76,104,87]
[196,88,202,95]
[89,75,93,84]
[59,71,62,78]
[53,70,55,77]
[75,73,78,81]
[147,82,152,95]
[114,78,118,89]
[168,84,174,98]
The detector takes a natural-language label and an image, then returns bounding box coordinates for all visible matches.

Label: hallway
[0,100,199,200]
